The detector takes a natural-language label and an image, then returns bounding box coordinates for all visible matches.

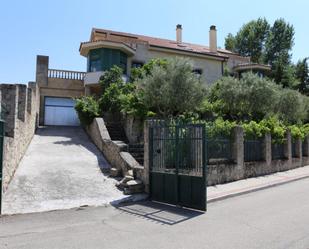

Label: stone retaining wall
[86,118,143,178]
[1,83,39,193]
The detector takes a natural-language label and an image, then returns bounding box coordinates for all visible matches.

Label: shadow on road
[114,201,204,225]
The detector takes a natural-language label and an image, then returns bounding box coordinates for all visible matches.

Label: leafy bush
[118,84,154,119]
[130,58,168,82]
[259,117,286,143]
[288,124,305,140]
[205,118,237,138]
[99,66,124,92]
[242,120,270,139]
[75,96,100,126]
[138,57,205,117]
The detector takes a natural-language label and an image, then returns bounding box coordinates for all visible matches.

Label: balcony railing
[48,69,86,80]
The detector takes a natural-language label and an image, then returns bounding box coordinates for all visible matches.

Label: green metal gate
[0,120,4,214]
[149,121,207,211]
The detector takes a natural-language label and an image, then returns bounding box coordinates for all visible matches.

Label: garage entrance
[44,97,79,126]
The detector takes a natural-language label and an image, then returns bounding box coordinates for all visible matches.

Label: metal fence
[292,142,297,158]
[244,139,264,162]
[206,136,233,163]
[271,142,286,160]
[302,141,308,156]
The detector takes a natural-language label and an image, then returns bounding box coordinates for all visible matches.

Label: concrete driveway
[2,126,130,215]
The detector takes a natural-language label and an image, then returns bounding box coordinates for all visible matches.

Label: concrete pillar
[36,55,49,87]
[284,131,292,167]
[231,126,244,178]
[264,133,272,166]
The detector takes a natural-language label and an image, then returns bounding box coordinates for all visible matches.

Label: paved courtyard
[2,126,130,215]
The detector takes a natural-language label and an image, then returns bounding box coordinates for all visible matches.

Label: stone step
[124,179,144,194]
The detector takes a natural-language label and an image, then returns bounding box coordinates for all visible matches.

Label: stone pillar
[284,131,292,167]
[0,84,18,137]
[36,55,49,87]
[17,84,27,122]
[231,126,244,179]
[143,120,150,193]
[264,133,272,166]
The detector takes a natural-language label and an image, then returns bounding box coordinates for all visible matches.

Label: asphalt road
[1,178,309,249]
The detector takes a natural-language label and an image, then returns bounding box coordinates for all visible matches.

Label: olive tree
[137,57,205,117]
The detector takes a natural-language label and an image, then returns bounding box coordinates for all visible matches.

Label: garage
[44,97,80,126]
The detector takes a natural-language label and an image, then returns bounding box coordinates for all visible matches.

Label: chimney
[176,24,182,43]
[209,25,217,53]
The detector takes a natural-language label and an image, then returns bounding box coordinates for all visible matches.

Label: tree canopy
[225,18,295,86]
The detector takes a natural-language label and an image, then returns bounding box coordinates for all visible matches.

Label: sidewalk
[207,165,309,203]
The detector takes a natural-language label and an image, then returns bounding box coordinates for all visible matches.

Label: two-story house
[36,25,270,126]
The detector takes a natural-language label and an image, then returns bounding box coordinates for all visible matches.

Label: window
[131,61,144,68]
[119,51,127,74]
[87,48,128,74]
[88,50,102,72]
[192,68,203,76]
[90,59,101,72]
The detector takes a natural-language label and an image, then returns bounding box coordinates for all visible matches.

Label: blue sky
[1,0,309,84]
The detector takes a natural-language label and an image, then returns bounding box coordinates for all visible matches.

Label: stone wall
[1,82,39,193]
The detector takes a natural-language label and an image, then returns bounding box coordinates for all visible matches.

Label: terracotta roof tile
[91,28,235,59]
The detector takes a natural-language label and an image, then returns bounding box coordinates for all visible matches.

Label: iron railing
[302,141,308,156]
[48,69,86,80]
[292,142,298,158]
[271,141,286,160]
[244,139,264,162]
[207,137,233,163]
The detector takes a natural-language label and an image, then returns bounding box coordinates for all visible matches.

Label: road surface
[1,178,309,249]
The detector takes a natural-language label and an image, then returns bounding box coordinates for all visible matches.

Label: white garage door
[44,97,80,126]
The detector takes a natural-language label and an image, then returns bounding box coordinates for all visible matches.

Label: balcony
[84,71,129,86]
[48,69,85,81]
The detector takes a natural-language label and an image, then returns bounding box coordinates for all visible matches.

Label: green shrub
[205,117,237,138]
[75,96,100,126]
[288,124,305,140]
[259,117,286,143]
[242,120,270,139]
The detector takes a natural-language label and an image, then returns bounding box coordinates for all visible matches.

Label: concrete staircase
[105,122,144,166]
[128,144,144,166]
[105,122,129,143]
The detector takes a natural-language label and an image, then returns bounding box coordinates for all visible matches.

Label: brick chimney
[176,24,182,43]
[209,25,217,53]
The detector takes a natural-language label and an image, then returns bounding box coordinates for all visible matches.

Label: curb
[207,174,309,203]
